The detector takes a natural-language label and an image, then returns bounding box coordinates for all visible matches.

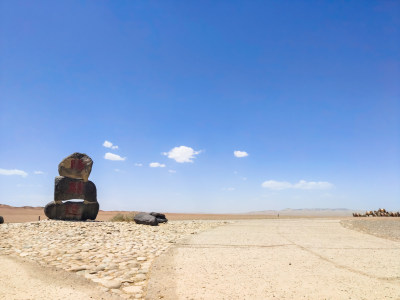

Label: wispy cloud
[261,180,334,190]
[104,152,126,161]
[103,140,119,150]
[163,146,201,163]
[0,168,28,177]
[234,150,248,158]
[134,163,143,167]
[149,162,166,168]
[34,171,44,175]
[222,187,235,191]
[168,170,176,173]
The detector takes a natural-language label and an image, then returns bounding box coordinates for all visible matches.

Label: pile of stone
[353,208,400,217]
[134,212,168,226]
[44,153,99,221]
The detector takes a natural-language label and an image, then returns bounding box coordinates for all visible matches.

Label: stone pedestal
[44,201,99,221]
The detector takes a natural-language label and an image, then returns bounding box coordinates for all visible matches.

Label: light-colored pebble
[123,285,143,294]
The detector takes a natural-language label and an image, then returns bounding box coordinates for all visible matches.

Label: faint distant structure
[353,208,399,217]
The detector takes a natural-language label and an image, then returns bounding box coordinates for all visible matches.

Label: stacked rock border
[353,208,400,217]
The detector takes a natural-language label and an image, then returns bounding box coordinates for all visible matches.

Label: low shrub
[110,213,136,222]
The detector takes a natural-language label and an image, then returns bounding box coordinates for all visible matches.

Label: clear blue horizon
[1,1,399,213]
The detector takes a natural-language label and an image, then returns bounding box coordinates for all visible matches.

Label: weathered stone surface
[150,212,168,223]
[134,212,158,226]
[54,176,97,203]
[58,152,93,182]
[0,216,4,224]
[44,201,99,221]
[156,217,168,223]
[150,212,166,219]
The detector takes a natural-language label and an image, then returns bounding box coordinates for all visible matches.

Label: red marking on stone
[68,182,84,194]
[66,203,80,216]
[70,159,85,171]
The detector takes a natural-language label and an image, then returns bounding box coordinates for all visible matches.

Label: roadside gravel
[341,218,400,242]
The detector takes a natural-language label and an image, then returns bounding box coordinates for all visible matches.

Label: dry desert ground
[0,206,399,299]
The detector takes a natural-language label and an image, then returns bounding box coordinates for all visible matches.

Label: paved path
[146,219,400,299]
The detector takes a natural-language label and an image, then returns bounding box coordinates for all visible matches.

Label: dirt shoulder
[0,255,122,300]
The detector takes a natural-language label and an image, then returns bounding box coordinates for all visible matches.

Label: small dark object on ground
[150,212,166,219]
[150,212,168,223]
[156,217,168,223]
[0,216,4,224]
[134,212,159,226]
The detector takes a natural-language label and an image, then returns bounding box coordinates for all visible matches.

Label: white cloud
[104,152,126,161]
[168,170,176,173]
[0,168,28,177]
[261,179,334,190]
[103,140,119,149]
[261,180,292,190]
[293,180,334,190]
[34,171,44,175]
[134,163,143,167]
[149,162,166,168]
[222,187,235,191]
[163,146,201,163]
[234,150,248,158]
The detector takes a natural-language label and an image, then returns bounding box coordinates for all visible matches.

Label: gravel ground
[0,220,227,299]
[341,218,400,242]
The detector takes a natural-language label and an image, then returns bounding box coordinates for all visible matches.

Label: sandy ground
[0,255,122,300]
[146,219,400,299]
[1,210,399,299]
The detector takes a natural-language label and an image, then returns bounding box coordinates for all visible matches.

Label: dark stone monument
[44,152,99,221]
[0,216,4,224]
[58,152,93,182]
[54,176,97,202]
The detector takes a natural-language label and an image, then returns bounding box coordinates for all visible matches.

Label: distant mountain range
[247,208,363,216]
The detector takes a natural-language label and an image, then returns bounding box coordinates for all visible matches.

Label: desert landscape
[1,205,399,299]
[1,1,399,299]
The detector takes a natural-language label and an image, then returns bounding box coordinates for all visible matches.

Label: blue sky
[0,1,399,213]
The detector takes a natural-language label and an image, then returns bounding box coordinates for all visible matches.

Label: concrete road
[146,219,400,300]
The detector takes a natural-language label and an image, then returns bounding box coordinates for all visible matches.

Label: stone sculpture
[0,216,4,224]
[44,153,99,221]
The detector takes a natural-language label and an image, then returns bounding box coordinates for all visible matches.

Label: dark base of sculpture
[44,201,99,221]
